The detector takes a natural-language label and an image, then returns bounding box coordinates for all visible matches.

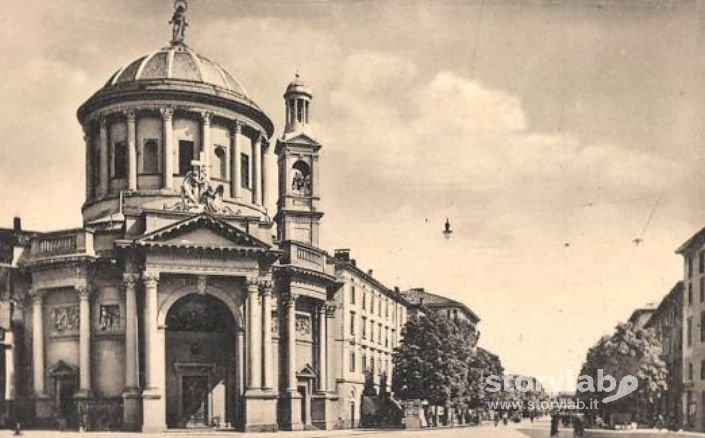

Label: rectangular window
[378,324,382,344]
[362,317,367,339]
[378,296,382,316]
[702,278,705,303]
[350,351,356,372]
[370,320,375,342]
[689,284,694,306]
[113,141,127,178]
[362,351,367,371]
[350,312,356,336]
[385,299,389,318]
[142,138,159,174]
[689,256,694,278]
[351,285,356,305]
[178,140,194,175]
[371,357,375,376]
[241,153,250,189]
[701,360,705,380]
[701,311,705,342]
[688,317,693,347]
[362,291,366,311]
[700,251,705,274]
[689,362,694,380]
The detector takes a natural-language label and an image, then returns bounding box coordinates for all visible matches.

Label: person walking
[550,412,560,436]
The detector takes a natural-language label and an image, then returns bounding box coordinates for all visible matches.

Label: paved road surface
[0,424,547,438]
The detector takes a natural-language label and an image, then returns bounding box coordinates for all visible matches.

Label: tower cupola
[283,74,313,137]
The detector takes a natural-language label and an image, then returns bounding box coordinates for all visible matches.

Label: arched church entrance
[164,294,238,429]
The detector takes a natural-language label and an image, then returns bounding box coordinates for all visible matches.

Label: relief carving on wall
[271,311,279,335]
[295,313,311,340]
[52,306,79,335]
[99,304,121,332]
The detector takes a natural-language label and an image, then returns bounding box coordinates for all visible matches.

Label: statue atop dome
[170,0,189,45]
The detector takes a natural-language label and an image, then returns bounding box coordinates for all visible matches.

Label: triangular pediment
[280,132,321,147]
[297,363,318,378]
[135,213,271,252]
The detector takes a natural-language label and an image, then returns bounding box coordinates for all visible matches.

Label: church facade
[0,2,478,433]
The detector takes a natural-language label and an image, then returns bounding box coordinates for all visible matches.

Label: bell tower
[274,74,323,246]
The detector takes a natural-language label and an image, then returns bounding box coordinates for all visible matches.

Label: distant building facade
[402,287,481,329]
[644,282,683,426]
[676,227,705,431]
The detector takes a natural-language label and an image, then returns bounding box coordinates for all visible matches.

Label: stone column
[231,121,242,199]
[4,330,14,401]
[286,293,298,392]
[76,284,93,397]
[201,111,212,170]
[261,139,269,209]
[99,116,109,196]
[84,128,93,200]
[253,135,263,205]
[161,108,174,190]
[122,273,140,430]
[30,289,45,397]
[317,304,327,392]
[143,271,159,389]
[123,274,139,390]
[142,270,165,432]
[126,109,137,191]
[246,277,262,391]
[260,280,273,391]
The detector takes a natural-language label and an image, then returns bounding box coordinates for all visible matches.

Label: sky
[1,0,704,391]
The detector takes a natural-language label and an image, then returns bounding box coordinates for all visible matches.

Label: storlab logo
[484,370,639,403]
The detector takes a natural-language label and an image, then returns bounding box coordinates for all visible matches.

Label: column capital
[232,120,243,135]
[160,107,174,121]
[259,280,273,297]
[122,273,139,289]
[143,271,160,288]
[201,111,213,126]
[124,109,136,122]
[28,288,44,303]
[283,293,298,309]
[325,304,337,318]
[76,283,93,300]
[246,276,260,291]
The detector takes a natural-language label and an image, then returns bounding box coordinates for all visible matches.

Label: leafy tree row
[391,312,505,422]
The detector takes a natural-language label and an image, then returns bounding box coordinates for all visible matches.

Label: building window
[178,140,194,175]
[689,256,694,279]
[142,139,159,174]
[689,284,694,306]
[362,351,367,371]
[362,317,367,339]
[350,351,356,372]
[378,296,382,316]
[385,299,389,318]
[370,357,375,376]
[378,323,382,345]
[370,320,374,342]
[701,278,704,303]
[113,141,127,179]
[240,153,250,189]
[351,285,356,305]
[701,311,705,342]
[214,146,227,180]
[362,291,366,311]
[701,360,705,380]
[688,317,693,347]
[689,362,693,380]
[385,327,389,347]
[350,312,356,336]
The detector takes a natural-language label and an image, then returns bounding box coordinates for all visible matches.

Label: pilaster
[231,121,243,199]
[161,107,174,190]
[126,109,137,191]
[142,270,165,433]
[75,283,93,399]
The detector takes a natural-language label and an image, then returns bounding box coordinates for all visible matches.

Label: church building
[0,1,478,433]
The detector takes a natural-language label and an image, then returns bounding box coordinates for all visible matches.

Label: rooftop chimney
[394,286,400,293]
[368,269,374,276]
[13,217,21,232]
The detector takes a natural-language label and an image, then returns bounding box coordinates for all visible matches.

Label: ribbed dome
[105,44,248,98]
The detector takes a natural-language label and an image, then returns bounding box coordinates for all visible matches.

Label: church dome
[105,45,248,98]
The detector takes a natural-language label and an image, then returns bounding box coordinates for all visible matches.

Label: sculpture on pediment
[291,161,312,196]
[165,152,241,216]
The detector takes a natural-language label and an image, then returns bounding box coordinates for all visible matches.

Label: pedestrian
[550,412,560,436]
[502,411,509,425]
[494,411,500,427]
[572,414,584,437]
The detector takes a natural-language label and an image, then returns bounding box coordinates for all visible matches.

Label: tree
[579,322,669,423]
[363,370,377,396]
[467,348,505,409]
